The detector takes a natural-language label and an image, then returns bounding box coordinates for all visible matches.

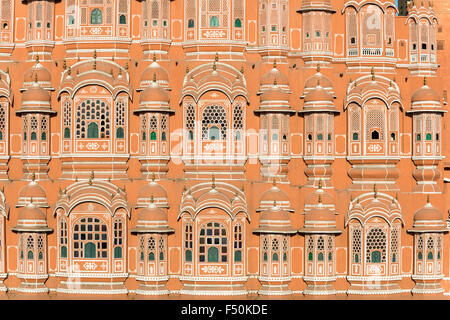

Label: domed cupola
[408,196,447,233]
[17,76,55,115]
[256,80,293,114]
[12,200,52,233]
[22,56,53,92]
[135,174,169,208]
[138,54,170,91]
[131,198,174,234]
[137,74,171,112]
[253,201,296,234]
[257,180,294,212]
[16,174,49,208]
[304,180,335,212]
[299,194,340,234]
[302,64,334,97]
[410,77,442,110]
[259,61,290,94]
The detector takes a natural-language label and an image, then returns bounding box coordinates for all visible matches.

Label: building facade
[0,0,448,297]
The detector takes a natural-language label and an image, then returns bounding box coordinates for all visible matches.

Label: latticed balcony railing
[361,47,382,56]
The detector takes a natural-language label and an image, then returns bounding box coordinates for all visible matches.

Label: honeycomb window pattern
[0,104,5,140]
[115,100,126,127]
[365,109,385,140]
[76,99,110,139]
[390,227,399,262]
[73,217,108,259]
[185,104,195,130]
[139,236,145,261]
[63,100,72,127]
[352,228,361,263]
[233,104,243,130]
[366,227,386,263]
[148,236,156,260]
[201,105,227,140]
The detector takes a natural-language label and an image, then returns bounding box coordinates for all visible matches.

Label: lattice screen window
[1,0,12,29]
[40,117,48,140]
[352,227,361,263]
[26,235,35,260]
[307,237,314,261]
[366,227,386,263]
[201,105,227,140]
[426,237,434,260]
[158,236,165,261]
[139,236,145,261]
[437,236,441,260]
[410,21,418,51]
[327,236,333,261]
[271,238,280,262]
[184,223,193,262]
[37,235,44,260]
[199,222,227,263]
[149,115,158,141]
[361,5,382,47]
[233,224,243,262]
[233,0,243,28]
[148,236,156,261]
[63,100,72,138]
[186,0,196,28]
[232,104,243,139]
[76,99,111,139]
[417,235,424,260]
[282,236,288,262]
[385,11,395,45]
[113,218,123,259]
[365,108,384,140]
[0,104,5,141]
[389,108,398,132]
[161,115,168,140]
[73,217,108,259]
[30,116,38,140]
[390,227,399,263]
[201,0,229,28]
[347,10,358,46]
[420,22,428,49]
[262,236,268,261]
[317,236,325,261]
[115,101,126,139]
[23,117,28,141]
[60,217,68,258]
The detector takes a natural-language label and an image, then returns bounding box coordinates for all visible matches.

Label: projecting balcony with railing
[347,48,358,56]
[361,47,382,56]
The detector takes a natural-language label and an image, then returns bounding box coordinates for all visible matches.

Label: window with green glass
[150,131,157,140]
[87,122,99,138]
[149,252,155,261]
[116,127,124,139]
[119,14,126,24]
[114,247,122,259]
[210,16,219,27]
[188,19,195,28]
[161,132,167,141]
[85,242,96,258]
[235,19,242,28]
[159,252,164,261]
[371,250,381,263]
[426,133,432,141]
[308,252,313,261]
[61,246,67,258]
[207,247,219,262]
[272,253,279,262]
[427,251,433,260]
[234,250,242,262]
[31,132,37,141]
[91,8,102,25]
[317,252,324,261]
[64,128,70,139]
[185,250,192,262]
[27,250,34,259]
[41,132,46,141]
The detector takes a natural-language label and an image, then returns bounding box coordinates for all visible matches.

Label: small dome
[12,202,52,232]
[131,202,174,234]
[304,85,333,103]
[139,80,169,104]
[22,82,51,104]
[304,72,333,90]
[253,203,296,234]
[141,60,169,84]
[260,64,289,87]
[258,183,293,212]
[18,180,46,199]
[24,63,52,84]
[411,83,440,103]
[137,180,168,200]
[307,205,335,223]
[414,202,443,222]
[260,85,289,102]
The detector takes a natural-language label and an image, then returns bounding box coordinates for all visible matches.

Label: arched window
[202,105,227,140]
[161,132,167,141]
[26,235,34,260]
[318,252,324,261]
[87,122,99,138]
[317,133,323,141]
[119,14,126,24]
[68,15,75,25]
[41,132,46,141]
[188,19,195,28]
[272,239,279,262]
[207,247,219,262]
[73,217,108,259]
[185,250,192,262]
[150,131,157,140]
[234,250,242,262]
[235,18,241,28]
[199,222,227,263]
[426,133,432,141]
[85,242,96,258]
[366,227,386,263]
[148,236,156,261]
[371,130,380,140]
[188,130,194,140]
[352,227,362,263]
[61,246,67,258]
[64,128,70,139]
[416,133,421,141]
[31,132,37,140]
[76,99,110,139]
[234,224,243,262]
[60,217,68,258]
[210,16,219,27]
[91,8,102,25]
[116,127,124,139]
[209,126,221,140]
